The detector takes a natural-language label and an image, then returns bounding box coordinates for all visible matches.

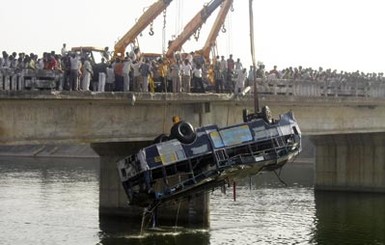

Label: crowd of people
[1,44,384,95]
[255,64,384,86]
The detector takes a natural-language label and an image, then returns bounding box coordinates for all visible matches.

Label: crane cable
[226,4,233,57]
[249,0,260,113]
[162,9,167,54]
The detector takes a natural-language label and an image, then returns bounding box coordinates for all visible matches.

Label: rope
[226,7,233,55]
[162,9,167,54]
[273,169,288,187]
[174,199,182,231]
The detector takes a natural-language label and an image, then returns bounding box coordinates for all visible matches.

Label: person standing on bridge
[170,59,182,93]
[61,43,68,56]
[94,58,107,92]
[106,64,115,91]
[234,68,247,95]
[69,53,81,91]
[181,58,192,93]
[131,60,142,92]
[215,56,225,93]
[139,58,151,92]
[192,63,204,93]
[81,57,93,91]
[122,57,132,92]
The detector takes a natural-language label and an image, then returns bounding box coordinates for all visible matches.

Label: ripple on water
[209,186,316,245]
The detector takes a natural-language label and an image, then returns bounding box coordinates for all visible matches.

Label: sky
[1,0,385,73]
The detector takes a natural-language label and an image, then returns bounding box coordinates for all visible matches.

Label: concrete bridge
[1,84,385,225]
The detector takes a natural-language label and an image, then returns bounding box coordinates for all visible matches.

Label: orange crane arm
[114,0,173,58]
[197,0,233,62]
[165,0,225,59]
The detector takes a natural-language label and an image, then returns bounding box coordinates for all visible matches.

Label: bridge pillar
[91,142,210,226]
[311,133,385,192]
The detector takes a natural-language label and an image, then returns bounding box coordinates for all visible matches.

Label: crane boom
[165,0,225,59]
[114,0,173,58]
[197,0,233,62]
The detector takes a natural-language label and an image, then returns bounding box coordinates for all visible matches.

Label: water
[0,157,384,245]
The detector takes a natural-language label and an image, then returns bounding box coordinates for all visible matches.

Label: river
[0,157,384,245]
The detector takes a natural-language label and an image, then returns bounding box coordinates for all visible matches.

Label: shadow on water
[312,191,385,245]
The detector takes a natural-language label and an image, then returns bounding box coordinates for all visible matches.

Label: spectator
[214,56,224,93]
[69,53,81,91]
[235,68,247,95]
[139,58,151,92]
[170,60,182,93]
[95,57,108,92]
[113,58,124,91]
[102,46,111,61]
[227,54,235,77]
[131,60,142,92]
[247,65,255,87]
[219,55,227,82]
[81,57,93,91]
[234,58,243,74]
[268,65,280,79]
[158,58,169,92]
[122,57,132,92]
[61,43,68,56]
[106,64,115,91]
[46,54,58,71]
[192,64,204,93]
[181,58,192,93]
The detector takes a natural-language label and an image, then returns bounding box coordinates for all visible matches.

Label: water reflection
[0,157,100,245]
[313,191,385,245]
[98,216,210,245]
[1,157,385,245]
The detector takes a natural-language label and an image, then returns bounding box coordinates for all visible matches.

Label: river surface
[0,157,384,245]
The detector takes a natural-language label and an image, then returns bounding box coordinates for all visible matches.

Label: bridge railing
[255,78,385,98]
[1,69,385,98]
[0,68,60,91]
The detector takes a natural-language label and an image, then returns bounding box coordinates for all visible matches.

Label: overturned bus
[117,106,302,209]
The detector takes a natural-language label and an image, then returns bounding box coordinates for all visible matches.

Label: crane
[165,0,226,59]
[113,0,173,59]
[195,0,233,63]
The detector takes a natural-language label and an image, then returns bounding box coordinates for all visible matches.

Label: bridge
[1,79,385,225]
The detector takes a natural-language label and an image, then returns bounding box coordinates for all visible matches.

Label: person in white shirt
[234,58,243,74]
[235,68,247,95]
[81,58,93,91]
[61,43,68,56]
[192,64,204,93]
[122,57,132,92]
[69,53,81,91]
[181,59,192,92]
[37,58,45,70]
[170,60,182,93]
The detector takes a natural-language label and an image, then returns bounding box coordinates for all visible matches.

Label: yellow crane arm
[114,0,173,58]
[165,0,225,59]
[197,0,233,62]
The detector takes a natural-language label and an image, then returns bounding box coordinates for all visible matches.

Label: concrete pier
[312,133,385,192]
[91,142,210,226]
